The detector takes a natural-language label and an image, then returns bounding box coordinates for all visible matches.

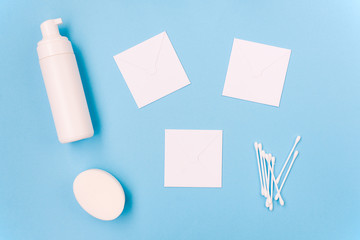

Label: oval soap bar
[73,169,125,221]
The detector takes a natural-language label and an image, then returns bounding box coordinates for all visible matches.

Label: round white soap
[73,169,125,221]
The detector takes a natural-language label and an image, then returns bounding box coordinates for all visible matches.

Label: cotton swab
[276,136,301,184]
[265,153,272,208]
[267,159,273,210]
[254,143,264,195]
[269,156,275,211]
[268,156,284,206]
[265,152,271,199]
[259,145,267,197]
[260,150,269,198]
[275,151,299,201]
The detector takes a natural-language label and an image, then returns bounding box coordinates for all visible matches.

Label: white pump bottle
[37,18,94,143]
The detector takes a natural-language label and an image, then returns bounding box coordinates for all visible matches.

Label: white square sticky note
[114,32,190,108]
[223,38,291,107]
[164,129,223,188]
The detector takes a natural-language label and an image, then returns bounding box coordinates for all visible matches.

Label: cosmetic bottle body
[37,18,93,143]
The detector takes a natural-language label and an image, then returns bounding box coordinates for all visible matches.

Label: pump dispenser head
[40,18,62,39]
[37,18,73,60]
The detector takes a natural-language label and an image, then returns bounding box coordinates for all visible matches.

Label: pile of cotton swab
[254,136,301,211]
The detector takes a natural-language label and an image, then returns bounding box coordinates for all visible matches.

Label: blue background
[0,0,359,239]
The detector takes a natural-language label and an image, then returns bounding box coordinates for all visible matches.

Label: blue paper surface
[0,0,359,239]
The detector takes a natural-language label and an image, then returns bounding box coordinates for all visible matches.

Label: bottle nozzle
[40,18,63,39]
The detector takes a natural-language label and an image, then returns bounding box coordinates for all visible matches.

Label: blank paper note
[223,38,291,107]
[114,32,190,108]
[164,129,223,188]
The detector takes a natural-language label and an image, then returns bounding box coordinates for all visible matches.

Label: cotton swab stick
[269,157,284,206]
[265,153,271,199]
[259,145,267,197]
[276,136,301,184]
[254,143,264,195]
[261,150,269,198]
[269,156,275,211]
[266,155,273,210]
[275,151,299,201]
[265,153,272,208]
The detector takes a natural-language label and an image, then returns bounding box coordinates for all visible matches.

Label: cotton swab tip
[275,193,279,200]
[295,136,301,144]
[266,198,270,207]
[279,197,284,206]
[293,150,299,159]
[254,142,258,148]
